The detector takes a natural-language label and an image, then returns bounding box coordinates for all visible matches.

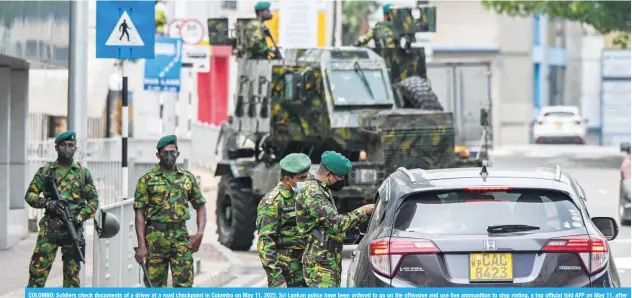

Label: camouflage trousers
[266,248,306,288]
[27,222,84,288]
[301,242,344,288]
[144,224,194,287]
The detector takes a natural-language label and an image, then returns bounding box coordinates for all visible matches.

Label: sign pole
[187,68,193,139]
[96,0,155,287]
[121,63,129,205]
[159,92,166,135]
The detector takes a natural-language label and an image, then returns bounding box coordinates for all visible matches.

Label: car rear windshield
[394,188,584,235]
[543,111,575,117]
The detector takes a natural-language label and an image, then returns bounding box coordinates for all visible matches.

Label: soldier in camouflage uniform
[243,1,278,59]
[296,151,376,287]
[25,130,100,288]
[354,4,397,48]
[133,135,207,287]
[256,153,312,288]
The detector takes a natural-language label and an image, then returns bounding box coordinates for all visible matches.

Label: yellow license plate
[555,122,562,128]
[469,253,513,282]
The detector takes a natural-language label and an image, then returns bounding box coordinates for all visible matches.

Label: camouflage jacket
[134,165,206,223]
[295,175,368,244]
[242,20,271,59]
[25,161,100,226]
[256,179,308,286]
[356,21,397,48]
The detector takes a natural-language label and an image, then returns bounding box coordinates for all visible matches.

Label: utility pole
[67,0,89,287]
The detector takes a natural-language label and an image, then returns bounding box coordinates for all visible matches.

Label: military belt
[146,220,185,230]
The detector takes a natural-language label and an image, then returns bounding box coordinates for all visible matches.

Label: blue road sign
[96,0,155,59]
[144,37,183,93]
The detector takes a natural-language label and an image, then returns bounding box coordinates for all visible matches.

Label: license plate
[469,253,513,282]
[555,122,562,128]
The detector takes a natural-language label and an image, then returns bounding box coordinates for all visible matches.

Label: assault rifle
[47,178,85,263]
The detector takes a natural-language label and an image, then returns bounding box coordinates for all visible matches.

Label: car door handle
[351,251,357,257]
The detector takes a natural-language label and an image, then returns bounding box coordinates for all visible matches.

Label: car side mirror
[592,217,618,241]
[620,142,630,154]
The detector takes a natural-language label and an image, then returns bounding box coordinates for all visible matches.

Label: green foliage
[342,0,381,45]
[482,1,631,48]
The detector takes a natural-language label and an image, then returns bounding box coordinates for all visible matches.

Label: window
[367,192,387,234]
[327,69,392,107]
[543,111,575,117]
[393,189,583,235]
[221,0,237,10]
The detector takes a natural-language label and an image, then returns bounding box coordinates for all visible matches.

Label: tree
[342,0,381,45]
[482,1,631,48]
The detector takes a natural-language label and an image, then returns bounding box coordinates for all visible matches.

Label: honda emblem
[484,239,497,251]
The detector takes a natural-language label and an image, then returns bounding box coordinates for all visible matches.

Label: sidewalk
[0,167,229,296]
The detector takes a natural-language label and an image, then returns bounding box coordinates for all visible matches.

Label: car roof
[386,166,579,199]
[540,105,579,114]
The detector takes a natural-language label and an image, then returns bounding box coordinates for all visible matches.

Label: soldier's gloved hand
[45,199,65,215]
[362,204,376,215]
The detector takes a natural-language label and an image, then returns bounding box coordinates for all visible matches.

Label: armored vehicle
[207,5,485,251]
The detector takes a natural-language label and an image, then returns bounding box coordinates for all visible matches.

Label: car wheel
[216,174,257,251]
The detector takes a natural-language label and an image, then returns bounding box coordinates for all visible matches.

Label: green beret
[55,130,76,144]
[254,1,270,11]
[321,151,352,176]
[280,153,311,174]
[156,135,178,150]
[383,4,392,14]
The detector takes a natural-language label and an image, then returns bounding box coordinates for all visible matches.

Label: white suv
[532,106,587,144]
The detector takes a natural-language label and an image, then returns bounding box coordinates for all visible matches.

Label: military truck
[206,5,486,251]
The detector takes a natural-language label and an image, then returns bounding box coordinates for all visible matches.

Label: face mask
[57,147,76,161]
[262,12,273,21]
[159,151,177,170]
[327,177,345,191]
[293,181,305,193]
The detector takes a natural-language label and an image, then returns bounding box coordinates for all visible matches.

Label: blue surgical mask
[293,181,305,193]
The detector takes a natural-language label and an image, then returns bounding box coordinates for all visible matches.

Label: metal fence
[92,199,201,287]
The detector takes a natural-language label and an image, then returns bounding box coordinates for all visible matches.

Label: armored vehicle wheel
[216,174,256,251]
[396,76,444,111]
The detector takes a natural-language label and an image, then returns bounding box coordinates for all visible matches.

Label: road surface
[211,145,631,287]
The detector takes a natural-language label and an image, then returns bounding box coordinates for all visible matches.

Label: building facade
[0,1,70,249]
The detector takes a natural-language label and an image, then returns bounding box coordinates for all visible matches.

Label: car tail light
[463,187,512,191]
[542,236,608,275]
[369,238,440,278]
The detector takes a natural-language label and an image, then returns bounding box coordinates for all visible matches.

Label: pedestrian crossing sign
[106,11,145,47]
[96,0,155,59]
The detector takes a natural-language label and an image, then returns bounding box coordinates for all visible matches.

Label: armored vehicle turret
[207,5,482,251]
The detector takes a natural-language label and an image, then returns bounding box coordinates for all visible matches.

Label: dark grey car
[346,166,621,287]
